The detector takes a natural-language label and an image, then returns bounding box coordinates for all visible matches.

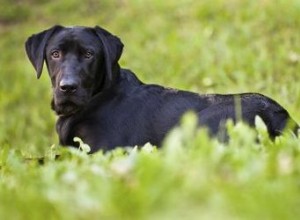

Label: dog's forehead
[48,26,101,48]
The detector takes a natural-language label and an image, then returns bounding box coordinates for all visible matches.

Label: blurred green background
[1,0,300,155]
[1,1,300,219]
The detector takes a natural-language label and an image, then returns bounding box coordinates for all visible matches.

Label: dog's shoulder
[119,69,143,86]
[117,68,167,97]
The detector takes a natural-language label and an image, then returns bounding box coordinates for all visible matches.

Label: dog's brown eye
[84,51,93,59]
[51,50,60,59]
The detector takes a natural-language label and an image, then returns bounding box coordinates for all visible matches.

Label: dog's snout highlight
[59,78,78,94]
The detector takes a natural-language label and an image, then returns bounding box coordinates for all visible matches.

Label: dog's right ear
[25,25,62,79]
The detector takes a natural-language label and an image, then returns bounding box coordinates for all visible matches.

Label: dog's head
[25,25,123,116]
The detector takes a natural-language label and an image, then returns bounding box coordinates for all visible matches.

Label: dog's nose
[59,79,78,93]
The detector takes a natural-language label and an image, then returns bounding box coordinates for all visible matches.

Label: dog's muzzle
[53,87,90,116]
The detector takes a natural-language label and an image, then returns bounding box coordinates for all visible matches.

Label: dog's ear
[93,26,124,88]
[25,25,62,79]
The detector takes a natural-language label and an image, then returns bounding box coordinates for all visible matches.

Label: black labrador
[25,25,299,152]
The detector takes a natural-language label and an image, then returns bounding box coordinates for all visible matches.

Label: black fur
[25,25,299,152]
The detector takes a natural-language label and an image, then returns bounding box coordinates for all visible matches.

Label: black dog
[25,25,298,152]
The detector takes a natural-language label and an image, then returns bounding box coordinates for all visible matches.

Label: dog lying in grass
[25,25,299,152]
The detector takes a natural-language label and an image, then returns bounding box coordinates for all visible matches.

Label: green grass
[1,0,300,219]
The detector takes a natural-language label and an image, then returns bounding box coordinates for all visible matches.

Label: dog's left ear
[93,26,124,89]
[25,25,63,79]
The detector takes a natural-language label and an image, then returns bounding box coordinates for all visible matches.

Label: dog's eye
[84,51,94,59]
[51,50,60,59]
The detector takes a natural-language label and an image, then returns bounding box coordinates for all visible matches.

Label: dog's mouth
[57,102,81,116]
[52,97,87,117]
[51,87,94,116]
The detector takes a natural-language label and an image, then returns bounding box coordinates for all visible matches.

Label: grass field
[1,0,300,219]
